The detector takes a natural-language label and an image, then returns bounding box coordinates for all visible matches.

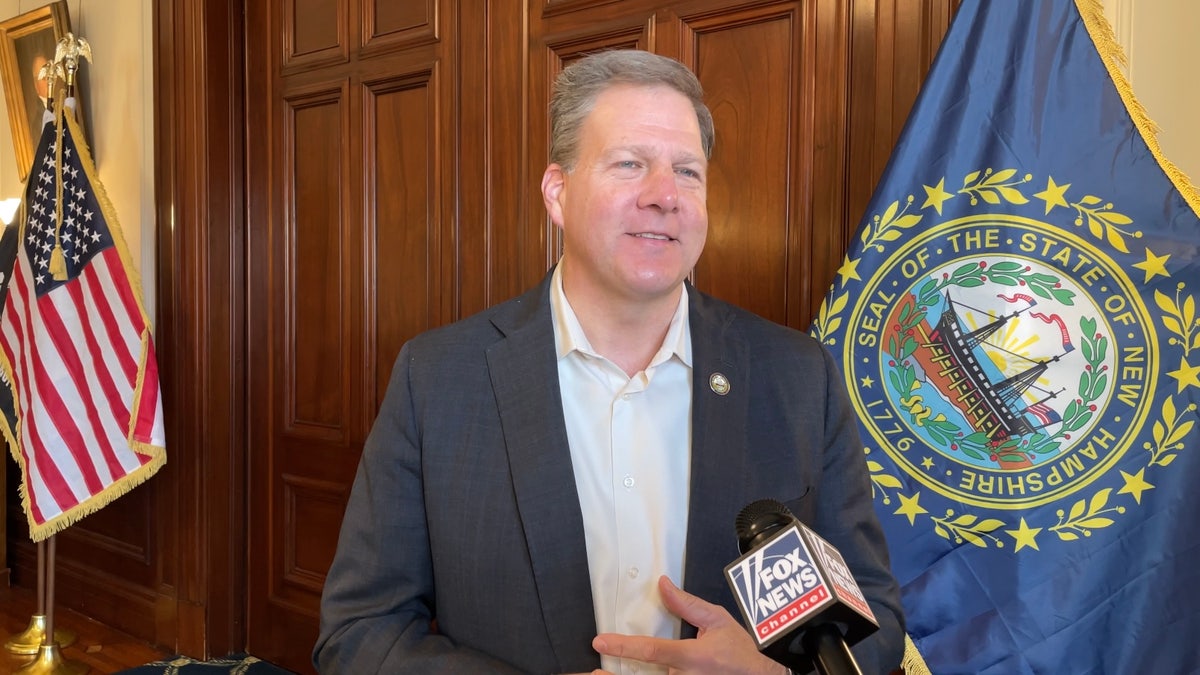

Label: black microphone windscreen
[735,498,796,553]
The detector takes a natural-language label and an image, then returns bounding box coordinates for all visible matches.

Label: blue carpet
[114,653,297,674]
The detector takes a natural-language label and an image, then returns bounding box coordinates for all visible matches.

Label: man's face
[542,83,708,307]
[32,56,48,100]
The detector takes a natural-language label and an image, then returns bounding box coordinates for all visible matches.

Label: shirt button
[622,393,631,401]
[628,567,639,579]
[623,475,635,489]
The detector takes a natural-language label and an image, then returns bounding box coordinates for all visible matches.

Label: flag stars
[894,492,928,525]
[1034,176,1071,214]
[1132,247,1171,284]
[1117,469,1154,505]
[1167,356,1200,392]
[1006,518,1042,552]
[921,178,955,215]
[837,255,862,285]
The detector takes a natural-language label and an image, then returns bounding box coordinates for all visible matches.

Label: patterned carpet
[114,653,297,674]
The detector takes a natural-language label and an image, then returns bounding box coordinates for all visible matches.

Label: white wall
[1105,0,1200,184]
[0,0,155,314]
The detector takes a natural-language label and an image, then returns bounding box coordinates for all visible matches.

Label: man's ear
[541,163,566,228]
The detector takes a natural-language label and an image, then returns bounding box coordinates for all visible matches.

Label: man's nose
[638,165,680,213]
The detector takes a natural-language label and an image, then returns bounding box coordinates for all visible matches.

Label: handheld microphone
[724,499,879,675]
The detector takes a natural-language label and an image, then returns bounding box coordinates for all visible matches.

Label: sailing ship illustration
[902,292,1073,442]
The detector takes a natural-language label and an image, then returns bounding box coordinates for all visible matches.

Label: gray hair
[548,49,715,170]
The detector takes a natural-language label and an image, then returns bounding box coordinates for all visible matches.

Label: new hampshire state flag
[811,1,1200,673]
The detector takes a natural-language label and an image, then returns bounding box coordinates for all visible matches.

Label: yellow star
[1006,517,1042,552]
[1033,177,1071,214]
[921,179,954,215]
[921,456,934,470]
[1118,468,1154,505]
[894,491,928,525]
[1167,356,1200,392]
[859,375,875,388]
[1132,248,1171,284]
[837,255,861,285]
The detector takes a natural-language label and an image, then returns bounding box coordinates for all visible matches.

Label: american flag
[0,103,165,541]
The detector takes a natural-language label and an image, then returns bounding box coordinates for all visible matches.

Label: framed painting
[0,1,88,182]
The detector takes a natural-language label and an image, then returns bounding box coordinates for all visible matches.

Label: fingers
[593,633,680,664]
[657,575,736,633]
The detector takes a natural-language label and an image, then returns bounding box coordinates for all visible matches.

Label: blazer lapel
[681,286,753,636]
[485,278,600,670]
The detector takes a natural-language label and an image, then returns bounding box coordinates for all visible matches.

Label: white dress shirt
[550,264,693,675]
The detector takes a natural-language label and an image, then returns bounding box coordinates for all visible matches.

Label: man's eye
[617,160,639,169]
[676,167,701,179]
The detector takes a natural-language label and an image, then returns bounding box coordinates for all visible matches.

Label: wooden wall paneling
[365,69,440,408]
[456,0,529,314]
[845,0,959,257]
[154,0,248,657]
[684,2,813,328]
[362,0,439,56]
[285,0,349,69]
[246,0,458,669]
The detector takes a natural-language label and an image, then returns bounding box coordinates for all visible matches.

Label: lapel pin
[709,372,730,396]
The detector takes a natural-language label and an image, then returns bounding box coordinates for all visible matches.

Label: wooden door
[240,1,958,671]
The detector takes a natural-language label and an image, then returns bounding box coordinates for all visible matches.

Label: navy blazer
[314,273,905,674]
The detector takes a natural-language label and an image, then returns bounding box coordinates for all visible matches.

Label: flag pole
[2,55,77,661]
[2,539,75,656]
[15,535,86,675]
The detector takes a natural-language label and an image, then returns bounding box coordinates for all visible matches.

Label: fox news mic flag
[0,101,165,542]
[810,1,1200,673]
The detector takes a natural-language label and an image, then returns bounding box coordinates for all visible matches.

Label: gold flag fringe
[901,633,932,675]
[1075,0,1200,218]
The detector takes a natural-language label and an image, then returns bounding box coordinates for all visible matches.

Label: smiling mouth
[633,232,672,241]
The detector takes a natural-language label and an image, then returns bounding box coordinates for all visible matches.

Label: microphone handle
[800,624,864,675]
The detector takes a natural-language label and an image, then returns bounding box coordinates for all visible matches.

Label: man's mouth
[633,232,672,241]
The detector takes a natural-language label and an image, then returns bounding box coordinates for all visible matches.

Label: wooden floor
[0,582,170,674]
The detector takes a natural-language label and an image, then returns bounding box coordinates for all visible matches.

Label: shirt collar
[549,263,692,369]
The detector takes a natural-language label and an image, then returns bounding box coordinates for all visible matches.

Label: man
[314,49,904,674]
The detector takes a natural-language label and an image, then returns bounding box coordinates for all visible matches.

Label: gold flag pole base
[13,642,87,675]
[5,615,77,655]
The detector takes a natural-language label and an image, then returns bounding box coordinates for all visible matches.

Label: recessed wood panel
[541,0,622,19]
[287,89,347,432]
[285,0,347,68]
[366,0,437,49]
[282,474,346,592]
[688,7,797,325]
[367,74,437,405]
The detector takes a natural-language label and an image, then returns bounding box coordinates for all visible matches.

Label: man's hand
[591,576,788,675]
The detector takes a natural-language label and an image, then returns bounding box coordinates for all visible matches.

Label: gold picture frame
[0,1,89,182]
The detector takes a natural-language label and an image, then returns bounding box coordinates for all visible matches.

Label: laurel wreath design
[1050,488,1125,541]
[834,168,1200,551]
[860,196,925,253]
[932,509,1007,548]
[1145,394,1196,467]
[1155,283,1200,357]
[960,168,1031,206]
[1072,196,1137,254]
